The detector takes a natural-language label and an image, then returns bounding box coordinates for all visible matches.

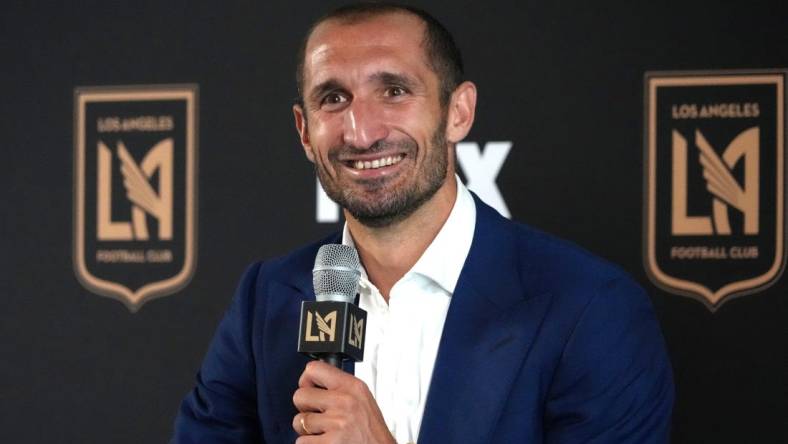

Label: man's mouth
[349,154,404,170]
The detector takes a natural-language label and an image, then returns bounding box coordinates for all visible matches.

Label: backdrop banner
[1,1,785,443]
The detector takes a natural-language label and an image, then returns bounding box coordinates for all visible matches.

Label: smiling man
[172,3,673,444]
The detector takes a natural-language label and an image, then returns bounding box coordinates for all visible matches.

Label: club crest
[644,71,785,310]
[73,85,198,311]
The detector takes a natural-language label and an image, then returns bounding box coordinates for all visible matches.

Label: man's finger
[298,360,350,390]
[292,412,324,436]
[292,412,345,437]
[295,435,323,444]
[292,386,335,413]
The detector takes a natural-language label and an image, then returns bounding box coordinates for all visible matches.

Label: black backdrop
[1,1,786,443]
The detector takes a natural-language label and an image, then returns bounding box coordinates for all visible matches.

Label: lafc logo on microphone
[644,70,786,310]
[304,310,364,348]
[347,314,364,348]
[298,301,367,361]
[73,84,198,312]
[305,310,337,342]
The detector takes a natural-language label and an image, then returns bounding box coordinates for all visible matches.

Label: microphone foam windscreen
[313,244,361,302]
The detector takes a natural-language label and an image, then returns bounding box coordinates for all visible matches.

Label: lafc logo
[645,71,785,310]
[74,85,198,312]
[672,127,759,236]
[348,313,364,349]
[305,310,337,342]
[97,139,173,241]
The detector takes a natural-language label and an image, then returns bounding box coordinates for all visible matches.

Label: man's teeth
[353,155,403,170]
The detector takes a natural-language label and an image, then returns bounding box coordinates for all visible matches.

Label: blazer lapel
[418,198,553,444]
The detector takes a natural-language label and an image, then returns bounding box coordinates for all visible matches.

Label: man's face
[295,13,455,227]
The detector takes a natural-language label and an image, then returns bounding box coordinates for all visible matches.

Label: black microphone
[298,244,367,369]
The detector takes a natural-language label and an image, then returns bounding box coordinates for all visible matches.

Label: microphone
[298,244,367,369]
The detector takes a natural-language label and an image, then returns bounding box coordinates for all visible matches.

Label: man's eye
[323,94,345,104]
[385,86,407,97]
[322,93,347,106]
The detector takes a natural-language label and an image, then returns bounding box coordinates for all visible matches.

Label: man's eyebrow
[370,72,419,90]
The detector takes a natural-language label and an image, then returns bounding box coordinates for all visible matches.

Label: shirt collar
[342,174,476,295]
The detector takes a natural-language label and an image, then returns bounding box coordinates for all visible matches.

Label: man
[173,3,674,443]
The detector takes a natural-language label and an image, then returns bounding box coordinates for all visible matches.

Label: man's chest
[355,276,452,443]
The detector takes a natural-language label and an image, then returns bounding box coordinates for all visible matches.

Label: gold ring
[300,415,312,435]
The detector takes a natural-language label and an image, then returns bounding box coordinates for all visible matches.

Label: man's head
[293,3,476,228]
[296,3,465,109]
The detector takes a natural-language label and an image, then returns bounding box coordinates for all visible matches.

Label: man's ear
[445,81,477,144]
[293,104,315,163]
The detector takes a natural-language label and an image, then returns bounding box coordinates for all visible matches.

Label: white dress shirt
[342,175,476,443]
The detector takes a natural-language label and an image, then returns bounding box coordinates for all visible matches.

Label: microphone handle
[320,353,342,368]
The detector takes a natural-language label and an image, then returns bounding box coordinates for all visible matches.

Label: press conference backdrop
[1,1,786,442]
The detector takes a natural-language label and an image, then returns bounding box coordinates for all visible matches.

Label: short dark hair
[295,2,464,107]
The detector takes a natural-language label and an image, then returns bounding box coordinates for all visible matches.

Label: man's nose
[342,99,388,149]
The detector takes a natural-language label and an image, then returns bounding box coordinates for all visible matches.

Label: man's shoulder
[513,221,631,285]
[473,198,644,308]
[476,199,631,282]
[515,221,652,311]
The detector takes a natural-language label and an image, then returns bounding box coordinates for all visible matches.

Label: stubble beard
[315,119,450,229]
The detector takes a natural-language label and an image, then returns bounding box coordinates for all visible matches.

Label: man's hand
[292,360,396,444]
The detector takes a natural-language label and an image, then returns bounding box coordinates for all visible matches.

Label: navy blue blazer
[173,196,674,443]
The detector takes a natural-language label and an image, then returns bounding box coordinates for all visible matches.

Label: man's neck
[346,178,458,301]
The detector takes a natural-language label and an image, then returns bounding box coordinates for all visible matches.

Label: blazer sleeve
[171,262,264,443]
[544,277,674,444]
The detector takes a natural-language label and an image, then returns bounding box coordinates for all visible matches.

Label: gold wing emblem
[316,312,332,335]
[696,130,744,209]
[117,141,163,217]
[314,311,337,341]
